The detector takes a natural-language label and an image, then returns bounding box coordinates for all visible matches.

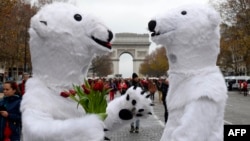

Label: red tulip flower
[81,85,90,94]
[69,89,76,95]
[60,91,70,98]
[93,81,104,91]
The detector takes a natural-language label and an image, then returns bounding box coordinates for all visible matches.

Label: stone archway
[110,33,150,77]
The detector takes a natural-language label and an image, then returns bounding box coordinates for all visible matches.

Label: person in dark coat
[160,79,169,124]
[130,73,141,133]
[131,73,139,87]
[0,81,22,141]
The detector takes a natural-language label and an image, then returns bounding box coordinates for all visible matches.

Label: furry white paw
[105,86,154,130]
[123,86,154,119]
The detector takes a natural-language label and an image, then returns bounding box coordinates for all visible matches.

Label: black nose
[108,30,113,42]
[148,20,156,32]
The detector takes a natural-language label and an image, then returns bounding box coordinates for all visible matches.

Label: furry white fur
[149,4,228,141]
[105,86,153,131]
[21,2,153,141]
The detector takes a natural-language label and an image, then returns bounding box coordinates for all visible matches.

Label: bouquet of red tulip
[61,79,110,120]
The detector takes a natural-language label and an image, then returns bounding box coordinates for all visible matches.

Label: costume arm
[170,97,219,141]
[22,109,105,141]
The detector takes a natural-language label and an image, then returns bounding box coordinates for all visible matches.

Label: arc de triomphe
[110,33,150,76]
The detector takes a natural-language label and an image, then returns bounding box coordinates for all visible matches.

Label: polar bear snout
[148,20,160,37]
[148,20,156,32]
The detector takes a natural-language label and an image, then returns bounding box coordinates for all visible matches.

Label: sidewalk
[106,92,165,141]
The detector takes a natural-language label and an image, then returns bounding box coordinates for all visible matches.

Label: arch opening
[119,53,133,78]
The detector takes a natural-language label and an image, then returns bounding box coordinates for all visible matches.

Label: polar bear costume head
[148,4,221,72]
[29,2,113,91]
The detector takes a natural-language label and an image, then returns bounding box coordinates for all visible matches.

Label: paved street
[224,91,250,124]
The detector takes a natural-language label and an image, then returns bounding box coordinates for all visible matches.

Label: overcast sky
[77,0,209,34]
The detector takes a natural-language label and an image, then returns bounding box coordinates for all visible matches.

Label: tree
[90,54,113,77]
[217,24,234,74]
[0,0,37,79]
[0,0,17,62]
[211,0,250,75]
[139,47,169,77]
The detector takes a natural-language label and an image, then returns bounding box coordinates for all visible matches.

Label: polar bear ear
[207,7,221,29]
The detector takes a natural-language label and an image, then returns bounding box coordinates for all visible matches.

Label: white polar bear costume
[148,4,228,141]
[21,2,153,141]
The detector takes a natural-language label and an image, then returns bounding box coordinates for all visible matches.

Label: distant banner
[224,125,250,141]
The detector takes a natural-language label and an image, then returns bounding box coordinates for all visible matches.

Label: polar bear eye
[74,14,82,21]
[181,11,187,15]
